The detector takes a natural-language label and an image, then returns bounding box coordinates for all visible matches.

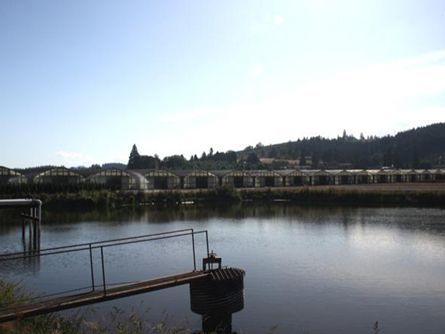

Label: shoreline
[1,183,445,209]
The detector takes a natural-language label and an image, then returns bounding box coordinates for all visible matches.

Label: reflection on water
[1,204,445,333]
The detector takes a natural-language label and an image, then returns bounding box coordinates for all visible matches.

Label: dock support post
[0,199,42,252]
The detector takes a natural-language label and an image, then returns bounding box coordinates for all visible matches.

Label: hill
[122,123,444,170]
[238,123,445,169]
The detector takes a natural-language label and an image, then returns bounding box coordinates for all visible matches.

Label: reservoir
[1,204,445,333]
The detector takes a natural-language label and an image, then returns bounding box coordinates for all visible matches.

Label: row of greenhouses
[1,166,444,190]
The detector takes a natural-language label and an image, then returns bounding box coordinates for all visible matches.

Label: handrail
[0,228,195,258]
[0,229,210,301]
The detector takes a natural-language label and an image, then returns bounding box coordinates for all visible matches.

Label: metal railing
[0,229,210,299]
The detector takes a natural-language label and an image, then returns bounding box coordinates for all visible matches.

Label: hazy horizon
[4,122,443,169]
[1,1,445,168]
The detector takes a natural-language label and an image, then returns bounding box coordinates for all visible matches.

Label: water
[1,204,445,333]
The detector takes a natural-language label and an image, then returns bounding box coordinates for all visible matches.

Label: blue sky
[1,0,445,167]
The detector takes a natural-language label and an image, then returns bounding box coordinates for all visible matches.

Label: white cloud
[150,50,445,156]
[272,15,284,25]
[249,64,264,78]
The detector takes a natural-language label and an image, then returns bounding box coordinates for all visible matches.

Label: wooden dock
[0,271,209,323]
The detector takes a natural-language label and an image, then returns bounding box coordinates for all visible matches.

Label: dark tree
[238,123,444,169]
[128,144,141,169]
[139,155,160,169]
[246,152,260,166]
[162,155,189,169]
[300,155,306,166]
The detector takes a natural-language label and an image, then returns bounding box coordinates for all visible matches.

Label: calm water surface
[1,204,445,333]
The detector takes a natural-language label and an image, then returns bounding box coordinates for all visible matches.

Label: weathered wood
[0,271,209,323]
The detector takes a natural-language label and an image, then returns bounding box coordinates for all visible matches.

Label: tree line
[127,123,445,170]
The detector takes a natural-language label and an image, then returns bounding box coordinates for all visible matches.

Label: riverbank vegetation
[1,183,445,209]
[0,280,195,334]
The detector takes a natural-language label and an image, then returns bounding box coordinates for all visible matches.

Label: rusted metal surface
[209,268,245,281]
[0,271,209,323]
[190,267,245,315]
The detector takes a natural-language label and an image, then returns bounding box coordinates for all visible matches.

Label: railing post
[100,246,106,295]
[205,231,209,257]
[191,229,196,271]
[89,244,95,291]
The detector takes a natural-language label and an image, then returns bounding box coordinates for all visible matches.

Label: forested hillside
[124,123,444,170]
[242,123,445,169]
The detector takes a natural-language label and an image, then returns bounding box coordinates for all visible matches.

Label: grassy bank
[240,184,445,207]
[0,279,195,334]
[0,187,242,209]
[1,184,445,209]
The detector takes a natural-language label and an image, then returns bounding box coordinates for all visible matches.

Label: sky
[1,0,445,168]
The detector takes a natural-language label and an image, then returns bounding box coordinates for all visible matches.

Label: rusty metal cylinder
[190,268,245,333]
[190,268,245,315]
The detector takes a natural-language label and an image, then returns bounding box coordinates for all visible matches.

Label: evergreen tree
[127,144,141,169]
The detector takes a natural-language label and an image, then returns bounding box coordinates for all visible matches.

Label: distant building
[185,171,218,189]
[88,169,136,189]
[33,167,83,185]
[145,170,181,190]
[0,166,27,185]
